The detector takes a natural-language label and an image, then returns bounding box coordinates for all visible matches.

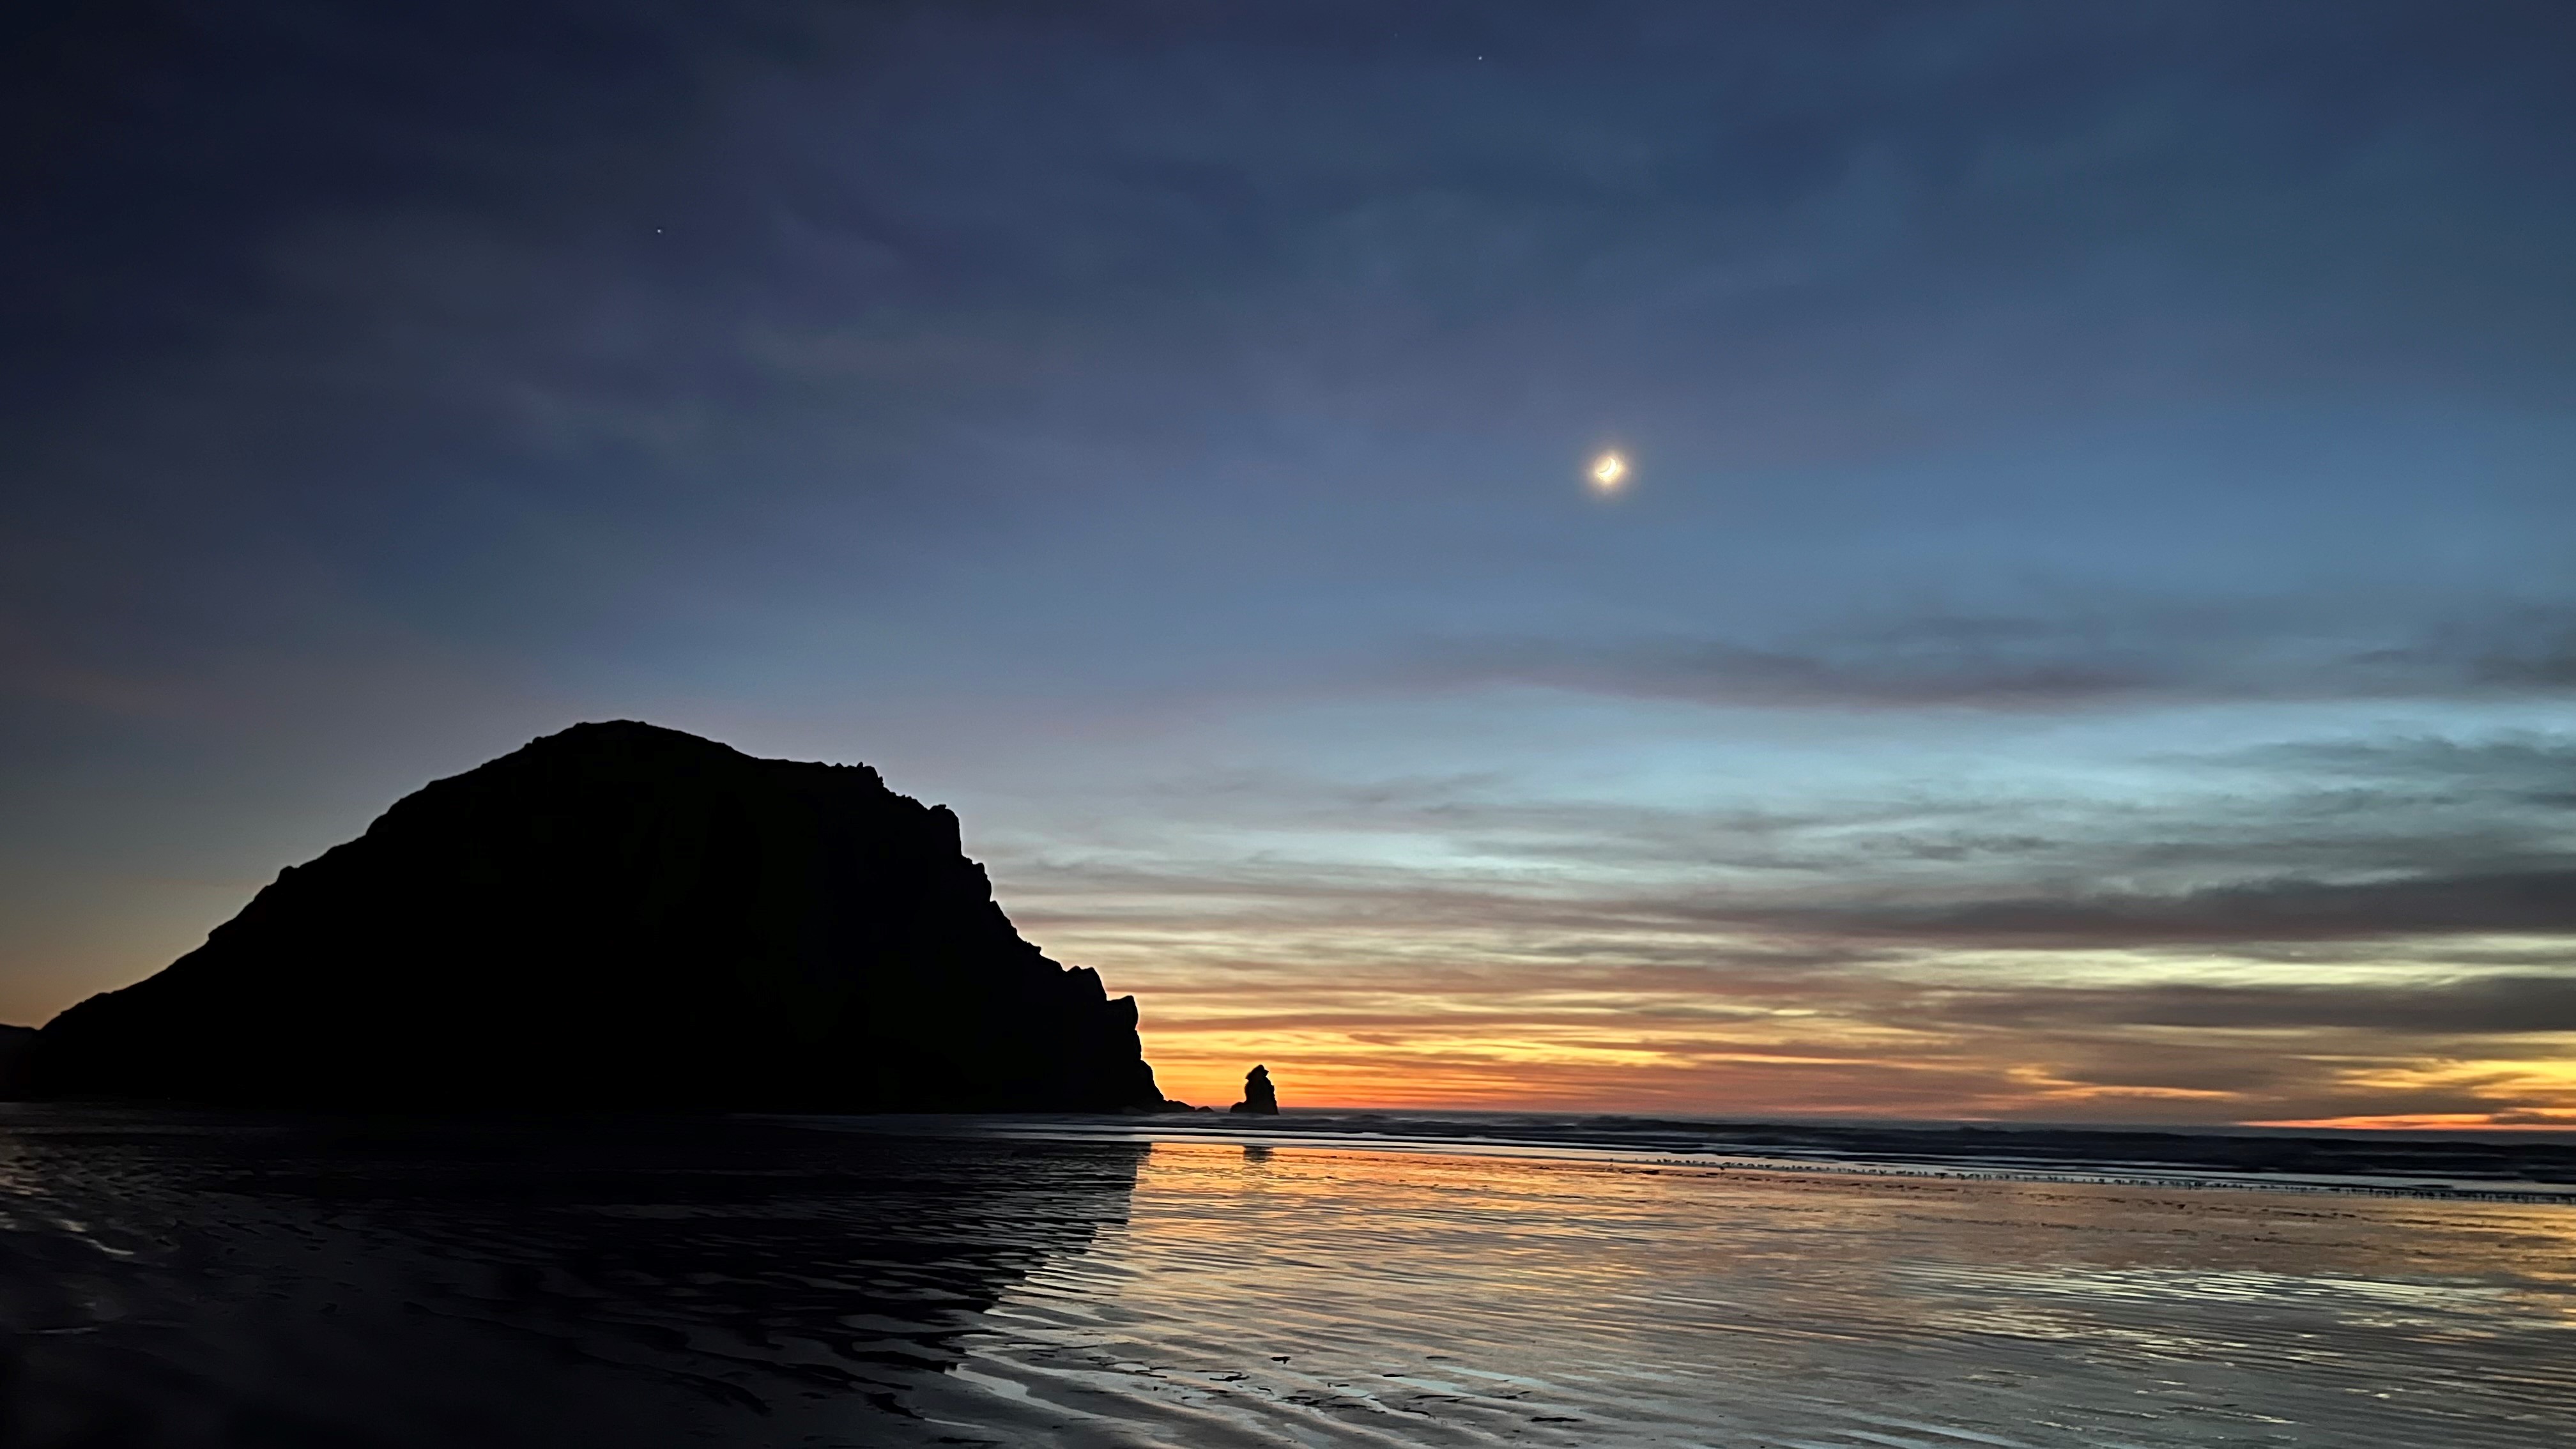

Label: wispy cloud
[1413,609,2576,714]
[997,727,2576,1119]
[1789,868,2576,947]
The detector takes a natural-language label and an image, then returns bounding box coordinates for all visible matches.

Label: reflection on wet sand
[0,1108,1146,1448]
[949,1139,2576,1447]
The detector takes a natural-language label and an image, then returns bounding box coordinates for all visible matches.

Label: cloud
[1926,974,2576,1034]
[1790,868,2576,947]
[999,722,2576,1120]
[2373,608,2576,691]
[1020,850,2576,954]
[1416,634,2180,710]
[1413,608,2576,714]
[997,723,2576,960]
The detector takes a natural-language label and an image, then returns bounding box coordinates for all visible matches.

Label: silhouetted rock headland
[0,1023,33,1096]
[1230,1064,1279,1115]
[21,722,1170,1110]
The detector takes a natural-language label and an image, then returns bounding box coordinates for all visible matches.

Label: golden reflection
[1111,1140,2576,1318]
[970,1138,2576,1443]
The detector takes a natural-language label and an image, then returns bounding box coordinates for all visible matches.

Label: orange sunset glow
[1002,862,2576,1127]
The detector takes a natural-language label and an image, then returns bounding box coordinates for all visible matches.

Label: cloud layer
[986,730,2576,1121]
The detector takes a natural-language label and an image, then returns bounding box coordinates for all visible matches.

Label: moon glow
[1590,451,1628,490]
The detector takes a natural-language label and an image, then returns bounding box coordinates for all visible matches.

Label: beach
[3,1108,2570,1446]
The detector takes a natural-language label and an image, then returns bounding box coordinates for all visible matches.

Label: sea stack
[1230,1064,1280,1116]
[21,722,1169,1111]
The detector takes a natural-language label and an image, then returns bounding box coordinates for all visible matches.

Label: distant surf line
[967,1119,2576,1206]
[1637,1154,2576,1205]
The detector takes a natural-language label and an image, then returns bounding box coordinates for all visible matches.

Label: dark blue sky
[6,1,2575,1117]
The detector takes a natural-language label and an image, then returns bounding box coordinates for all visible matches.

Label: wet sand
[3,1108,2570,1446]
[944,1135,2576,1446]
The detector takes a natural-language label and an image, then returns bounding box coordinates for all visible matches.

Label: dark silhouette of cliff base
[21,722,1168,1111]
[1230,1064,1279,1116]
[0,1024,33,1097]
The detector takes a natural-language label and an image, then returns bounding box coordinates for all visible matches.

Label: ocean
[2,1106,2570,1446]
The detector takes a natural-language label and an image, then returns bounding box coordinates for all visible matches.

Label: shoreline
[976,1116,2576,1206]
